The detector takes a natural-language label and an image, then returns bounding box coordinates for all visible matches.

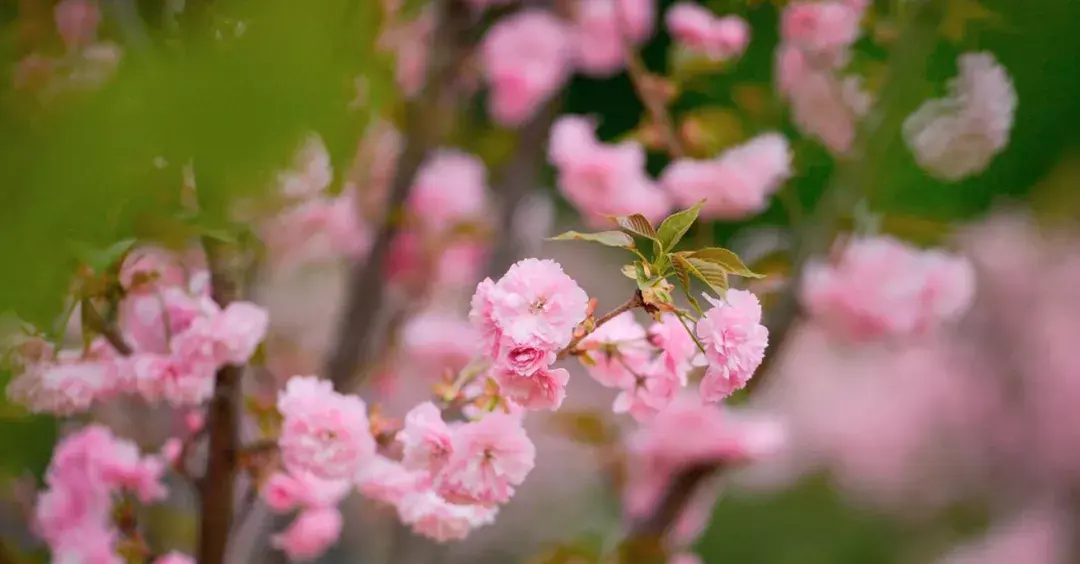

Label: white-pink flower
[612,359,683,421]
[271,507,343,561]
[277,376,376,480]
[491,365,570,411]
[409,150,488,233]
[649,313,699,378]
[548,115,670,227]
[780,1,863,61]
[399,402,456,475]
[397,489,498,542]
[775,45,872,155]
[437,412,536,506]
[132,353,217,407]
[662,133,792,219]
[696,289,769,402]
[573,0,655,77]
[355,455,426,506]
[801,236,975,341]
[482,10,573,126]
[262,470,350,513]
[666,3,749,62]
[903,52,1017,181]
[486,258,590,350]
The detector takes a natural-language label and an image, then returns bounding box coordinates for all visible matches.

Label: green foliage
[549,230,636,249]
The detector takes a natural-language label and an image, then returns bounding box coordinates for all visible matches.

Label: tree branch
[557,291,644,361]
[196,236,245,564]
[624,0,947,548]
[325,0,478,390]
[80,298,133,355]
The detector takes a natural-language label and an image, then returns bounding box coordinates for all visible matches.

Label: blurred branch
[624,0,947,549]
[615,0,683,158]
[80,298,133,355]
[325,0,478,391]
[197,236,245,564]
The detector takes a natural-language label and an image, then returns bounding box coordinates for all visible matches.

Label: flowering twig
[79,298,133,355]
[557,291,645,360]
[623,0,948,551]
[197,236,246,564]
[325,0,478,391]
[614,0,684,159]
[673,310,707,355]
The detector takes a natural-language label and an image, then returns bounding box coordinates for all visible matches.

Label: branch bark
[325,0,478,390]
[625,0,947,548]
[196,237,245,564]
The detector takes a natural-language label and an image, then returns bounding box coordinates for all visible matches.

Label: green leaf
[670,255,703,315]
[612,214,658,241]
[70,238,138,273]
[620,264,638,279]
[549,230,635,248]
[687,257,730,294]
[687,248,764,278]
[0,416,58,479]
[656,200,704,252]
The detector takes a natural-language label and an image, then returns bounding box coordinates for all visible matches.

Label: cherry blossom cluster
[801,235,975,342]
[666,2,751,64]
[34,424,188,564]
[7,246,269,413]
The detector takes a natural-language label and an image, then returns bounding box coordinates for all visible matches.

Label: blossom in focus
[662,133,792,220]
[491,365,570,411]
[573,0,656,77]
[271,507,343,562]
[801,236,975,342]
[696,290,769,402]
[903,52,1017,181]
[408,150,488,233]
[399,402,456,475]
[397,490,498,542]
[484,258,590,351]
[666,3,750,62]
[548,115,670,226]
[580,311,652,389]
[482,10,573,126]
[277,376,376,480]
[437,412,536,506]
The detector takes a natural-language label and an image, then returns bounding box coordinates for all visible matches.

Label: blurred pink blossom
[54,0,101,52]
[666,3,750,62]
[780,1,863,61]
[409,149,488,233]
[271,507,343,561]
[482,10,573,126]
[573,0,656,76]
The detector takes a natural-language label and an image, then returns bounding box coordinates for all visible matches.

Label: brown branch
[325,0,478,390]
[623,0,948,550]
[557,291,644,361]
[80,298,133,356]
[197,236,245,564]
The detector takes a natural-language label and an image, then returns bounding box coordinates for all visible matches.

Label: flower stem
[674,310,707,356]
[557,291,645,361]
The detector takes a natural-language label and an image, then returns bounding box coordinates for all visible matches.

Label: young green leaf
[686,257,730,294]
[611,214,659,241]
[549,230,636,248]
[670,254,703,315]
[656,200,704,252]
[687,247,764,278]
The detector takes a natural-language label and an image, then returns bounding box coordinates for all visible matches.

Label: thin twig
[624,0,947,547]
[557,292,644,361]
[325,0,478,391]
[80,298,133,355]
[197,236,245,564]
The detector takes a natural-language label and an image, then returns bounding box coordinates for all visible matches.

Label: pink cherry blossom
[469,277,502,358]
[401,310,479,374]
[775,45,871,155]
[649,313,699,378]
[580,311,653,389]
[132,352,216,407]
[118,246,188,293]
[261,192,371,268]
[277,376,376,480]
[409,150,488,233]
[153,552,196,564]
[903,52,1017,181]
[397,489,498,542]
[801,236,975,342]
[612,360,683,421]
[271,507,343,561]
[119,287,219,354]
[491,365,570,411]
[399,402,456,475]
[355,455,426,506]
[573,0,655,77]
[780,1,862,60]
[666,3,750,62]
[7,359,113,415]
[276,134,333,200]
[437,412,536,506]
[482,10,573,126]
[696,289,769,402]
[486,258,590,349]
[662,133,792,220]
[55,0,100,52]
[549,115,670,226]
[495,342,555,376]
